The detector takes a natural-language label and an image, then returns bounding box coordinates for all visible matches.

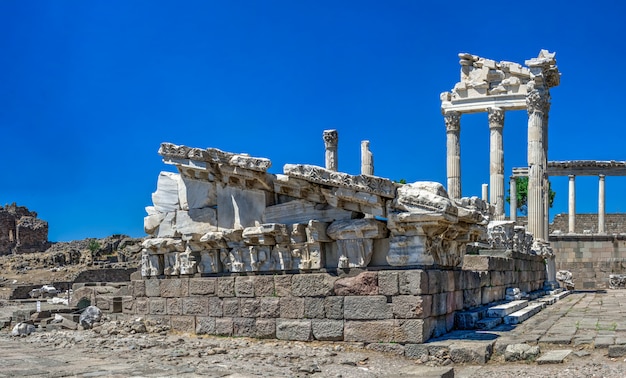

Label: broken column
[323,129,338,171]
[360,140,374,175]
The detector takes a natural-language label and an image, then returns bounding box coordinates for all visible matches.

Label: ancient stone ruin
[131,134,547,344]
[0,203,49,255]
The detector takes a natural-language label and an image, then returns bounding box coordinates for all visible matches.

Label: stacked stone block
[126,252,545,347]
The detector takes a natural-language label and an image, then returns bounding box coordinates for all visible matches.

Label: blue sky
[2,1,625,241]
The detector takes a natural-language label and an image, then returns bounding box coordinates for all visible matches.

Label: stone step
[554,290,570,301]
[538,296,557,305]
[546,288,564,296]
[487,300,528,318]
[476,316,502,330]
[504,302,545,325]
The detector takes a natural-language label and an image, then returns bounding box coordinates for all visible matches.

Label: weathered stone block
[462,255,492,271]
[170,316,195,333]
[304,297,325,319]
[253,275,275,297]
[183,297,209,316]
[208,297,223,317]
[404,344,429,359]
[324,296,344,319]
[149,298,166,315]
[217,276,235,297]
[399,270,428,295]
[334,272,378,296]
[280,297,304,318]
[145,278,161,297]
[428,270,442,294]
[189,278,216,296]
[161,278,186,298]
[133,280,146,298]
[235,276,255,297]
[195,316,215,335]
[215,318,233,336]
[135,298,148,315]
[166,298,182,315]
[445,270,455,292]
[291,274,336,297]
[240,298,261,318]
[274,275,292,297]
[392,295,431,319]
[223,298,240,317]
[276,319,311,341]
[344,296,392,320]
[344,320,394,343]
[259,297,280,318]
[378,271,399,295]
[432,293,447,317]
[256,319,276,338]
[233,317,256,337]
[312,319,343,341]
[394,319,426,343]
[454,290,464,311]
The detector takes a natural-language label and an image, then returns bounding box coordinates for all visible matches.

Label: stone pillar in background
[568,175,576,233]
[323,130,338,172]
[509,176,517,222]
[598,174,606,234]
[481,184,488,202]
[360,140,374,176]
[526,83,550,241]
[444,111,461,199]
[488,107,505,220]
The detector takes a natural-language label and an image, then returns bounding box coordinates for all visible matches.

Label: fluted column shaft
[599,174,606,234]
[568,175,576,233]
[444,111,461,199]
[526,85,550,240]
[361,140,374,176]
[509,176,517,222]
[488,107,505,220]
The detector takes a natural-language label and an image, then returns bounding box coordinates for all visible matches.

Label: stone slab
[382,366,454,378]
[487,300,528,318]
[536,349,571,364]
[504,302,544,325]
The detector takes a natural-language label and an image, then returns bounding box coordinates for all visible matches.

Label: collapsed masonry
[0,203,49,255]
[130,140,547,344]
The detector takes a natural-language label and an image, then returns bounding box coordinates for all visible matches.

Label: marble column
[488,107,505,220]
[444,111,461,199]
[323,130,338,171]
[568,175,576,233]
[526,84,550,240]
[509,176,517,222]
[361,140,374,176]
[481,183,488,202]
[598,174,606,234]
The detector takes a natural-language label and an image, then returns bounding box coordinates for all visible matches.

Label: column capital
[568,174,575,180]
[599,174,606,180]
[526,82,551,116]
[488,107,505,129]
[322,129,338,148]
[444,111,460,132]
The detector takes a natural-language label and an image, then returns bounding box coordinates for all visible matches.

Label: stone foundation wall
[552,234,626,289]
[121,253,544,346]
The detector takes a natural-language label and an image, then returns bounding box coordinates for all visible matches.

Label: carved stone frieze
[159,142,271,172]
[284,164,397,198]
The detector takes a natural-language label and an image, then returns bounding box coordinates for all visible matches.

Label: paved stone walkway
[0,291,625,377]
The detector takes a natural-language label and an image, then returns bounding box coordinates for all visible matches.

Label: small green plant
[88,239,101,253]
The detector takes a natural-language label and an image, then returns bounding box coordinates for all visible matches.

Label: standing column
[481,184,488,202]
[323,130,338,171]
[568,175,576,233]
[526,83,550,240]
[598,174,606,234]
[488,107,505,220]
[360,140,374,175]
[444,111,461,199]
[509,176,517,222]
